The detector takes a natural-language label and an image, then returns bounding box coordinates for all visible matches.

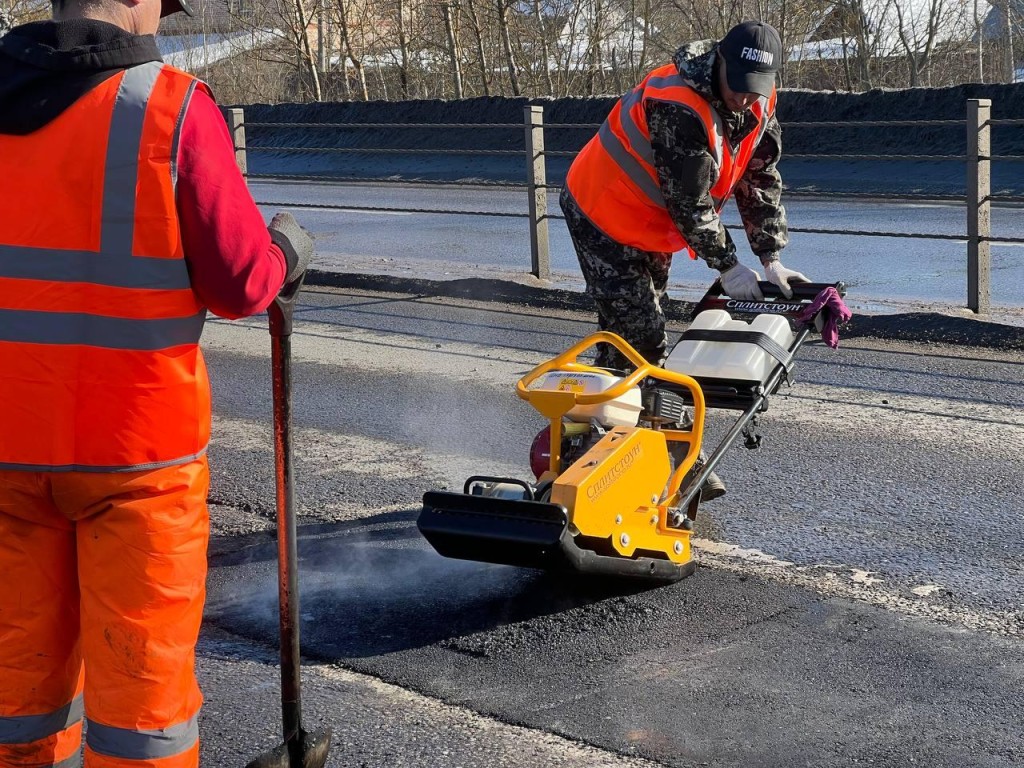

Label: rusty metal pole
[524,105,551,280]
[966,98,991,314]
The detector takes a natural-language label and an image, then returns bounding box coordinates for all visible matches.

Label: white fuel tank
[529,370,642,427]
[665,309,795,384]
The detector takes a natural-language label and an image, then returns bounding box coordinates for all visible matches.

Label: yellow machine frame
[515,332,706,564]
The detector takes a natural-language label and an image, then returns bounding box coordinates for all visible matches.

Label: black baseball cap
[161,0,195,17]
[719,21,782,97]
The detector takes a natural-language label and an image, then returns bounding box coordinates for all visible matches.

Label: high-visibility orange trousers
[0,458,209,768]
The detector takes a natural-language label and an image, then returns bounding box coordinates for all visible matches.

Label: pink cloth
[796,287,852,348]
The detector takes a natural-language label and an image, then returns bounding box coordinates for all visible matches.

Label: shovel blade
[245,728,332,768]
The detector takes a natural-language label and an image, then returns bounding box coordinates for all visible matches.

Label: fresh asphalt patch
[205,513,1024,768]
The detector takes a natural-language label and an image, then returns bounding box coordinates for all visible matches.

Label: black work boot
[667,446,724,528]
[696,449,726,501]
[701,468,727,501]
[669,444,726,501]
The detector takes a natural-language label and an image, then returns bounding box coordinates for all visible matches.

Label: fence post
[524,105,551,280]
[226,107,248,177]
[966,98,991,314]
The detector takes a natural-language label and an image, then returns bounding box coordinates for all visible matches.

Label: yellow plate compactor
[418,281,845,583]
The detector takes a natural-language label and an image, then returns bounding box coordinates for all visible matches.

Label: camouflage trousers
[560,187,672,371]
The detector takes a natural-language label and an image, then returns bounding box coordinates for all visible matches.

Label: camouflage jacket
[646,40,788,271]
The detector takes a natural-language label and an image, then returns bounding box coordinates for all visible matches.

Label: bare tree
[975,0,986,81]
[496,0,521,94]
[441,2,464,97]
[586,0,605,95]
[633,0,653,82]
[553,0,587,95]
[461,0,492,95]
[998,0,1018,81]
[893,0,956,85]
[777,0,790,83]
[293,0,322,99]
[334,0,369,99]
[831,0,894,89]
[395,0,412,97]
[226,0,323,100]
[135,0,1016,100]
[530,0,555,95]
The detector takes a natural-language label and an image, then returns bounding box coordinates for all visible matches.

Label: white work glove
[719,263,764,301]
[763,260,810,299]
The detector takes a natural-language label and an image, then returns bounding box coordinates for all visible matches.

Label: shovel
[246,276,332,768]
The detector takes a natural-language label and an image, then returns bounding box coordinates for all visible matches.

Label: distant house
[781,0,1024,85]
[158,0,279,72]
[158,28,279,70]
[982,0,1024,41]
[792,0,992,59]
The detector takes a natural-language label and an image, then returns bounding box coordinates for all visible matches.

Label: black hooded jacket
[0,19,161,135]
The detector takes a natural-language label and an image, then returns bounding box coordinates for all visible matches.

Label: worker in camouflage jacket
[561,21,809,372]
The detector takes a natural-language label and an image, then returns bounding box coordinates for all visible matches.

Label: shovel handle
[269,274,306,338]
[269,276,304,755]
[249,274,332,768]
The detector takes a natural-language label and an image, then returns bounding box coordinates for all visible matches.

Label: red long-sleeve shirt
[176,89,287,320]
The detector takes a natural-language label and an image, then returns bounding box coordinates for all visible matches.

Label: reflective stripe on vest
[566,61,775,254]
[0,62,213,471]
[86,715,199,761]
[0,695,84,744]
[597,88,666,208]
[0,308,207,350]
[0,245,192,289]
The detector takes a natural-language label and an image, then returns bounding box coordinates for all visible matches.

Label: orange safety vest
[0,62,213,471]
[565,61,777,255]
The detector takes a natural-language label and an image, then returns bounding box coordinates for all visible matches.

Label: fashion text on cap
[739,47,775,65]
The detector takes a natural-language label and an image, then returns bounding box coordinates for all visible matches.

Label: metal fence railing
[225,100,1024,314]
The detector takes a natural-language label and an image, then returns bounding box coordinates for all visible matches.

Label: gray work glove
[720,263,764,301]
[268,212,314,286]
[763,260,810,299]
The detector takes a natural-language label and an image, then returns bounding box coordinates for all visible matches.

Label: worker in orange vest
[561,21,810,374]
[561,21,810,501]
[0,0,312,764]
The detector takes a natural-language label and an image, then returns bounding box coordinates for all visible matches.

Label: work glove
[719,263,764,301]
[268,212,314,288]
[763,260,810,299]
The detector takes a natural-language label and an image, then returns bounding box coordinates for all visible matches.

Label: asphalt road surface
[195,282,1023,768]
[250,180,1024,313]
